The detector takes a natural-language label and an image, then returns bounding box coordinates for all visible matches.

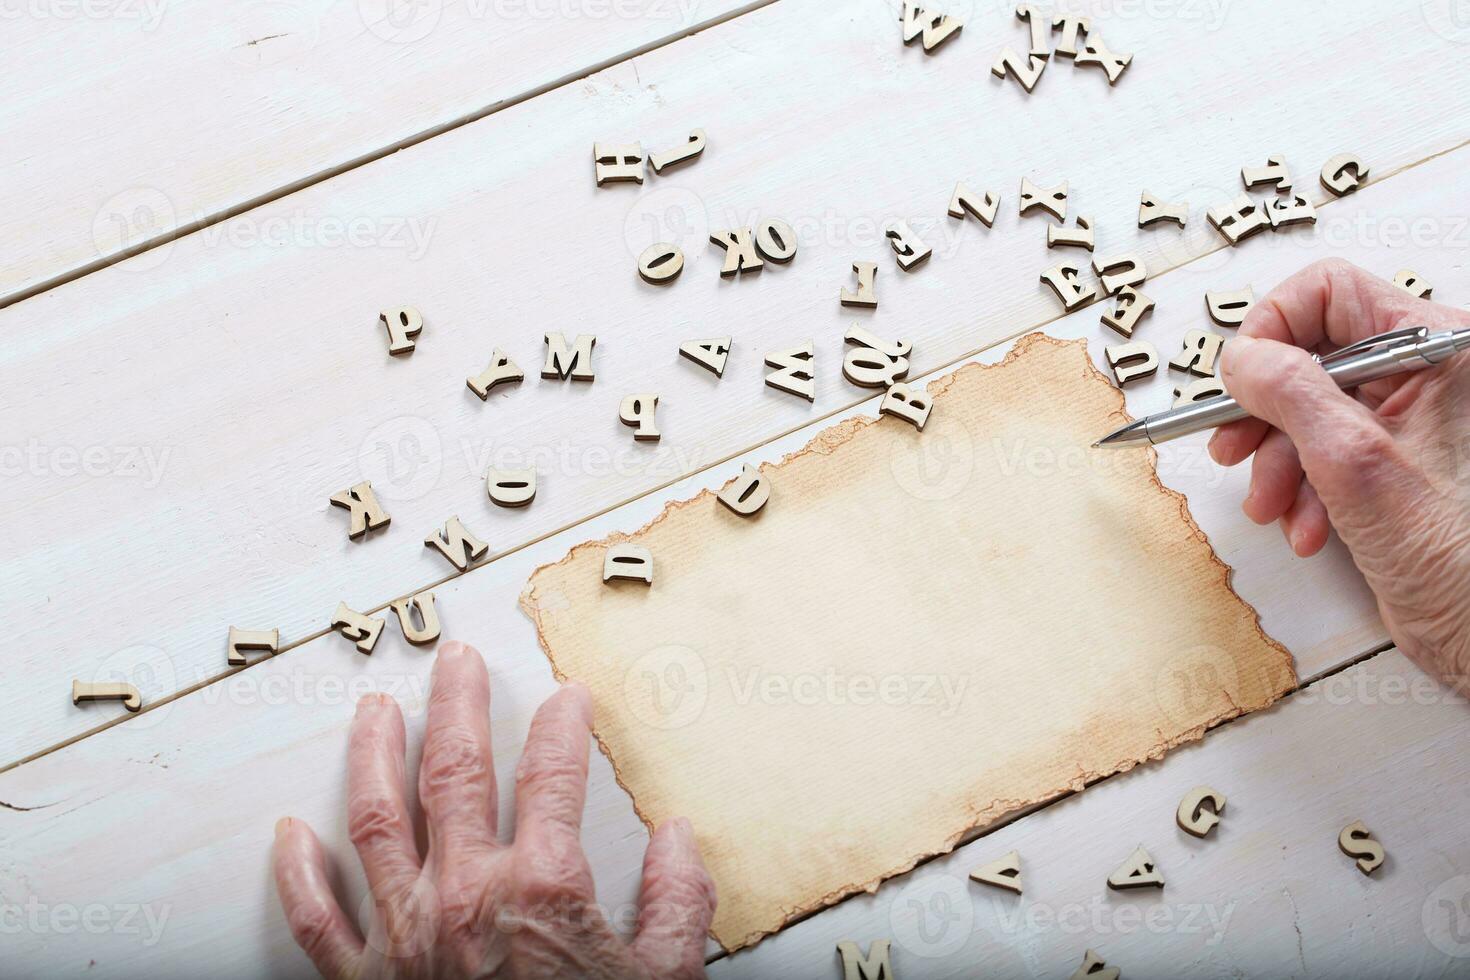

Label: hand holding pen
[1158,260,1470,692]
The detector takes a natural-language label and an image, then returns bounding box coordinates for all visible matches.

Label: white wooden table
[2,1,1467,976]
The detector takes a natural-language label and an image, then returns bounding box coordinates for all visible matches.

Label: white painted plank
[708,648,1470,979]
[0,0,764,304]
[1,0,1463,768]
[0,267,1441,977]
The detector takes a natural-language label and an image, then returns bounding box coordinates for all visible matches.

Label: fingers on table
[514,682,594,852]
[419,641,500,857]
[632,818,718,980]
[348,693,422,896]
[273,817,364,979]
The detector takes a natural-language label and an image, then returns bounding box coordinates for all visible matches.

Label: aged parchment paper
[520,334,1296,950]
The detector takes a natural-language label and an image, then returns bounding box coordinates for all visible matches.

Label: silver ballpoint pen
[1094,325,1470,449]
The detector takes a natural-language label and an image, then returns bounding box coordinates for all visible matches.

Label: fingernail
[355,692,391,714]
[438,640,467,660]
[1220,335,1257,377]
[274,817,292,840]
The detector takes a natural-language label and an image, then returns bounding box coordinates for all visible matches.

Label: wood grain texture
[707,648,1470,979]
[0,286,1449,976]
[2,0,1465,769]
[0,0,764,305]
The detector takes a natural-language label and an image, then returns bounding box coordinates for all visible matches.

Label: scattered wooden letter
[637,243,684,284]
[71,680,141,712]
[467,349,525,400]
[1040,262,1096,312]
[593,142,644,185]
[1394,269,1433,299]
[837,940,893,980]
[619,393,662,442]
[1321,153,1369,196]
[1205,287,1254,328]
[1139,191,1188,229]
[1174,376,1227,406]
[603,544,653,585]
[949,182,1000,227]
[1267,188,1318,230]
[1170,329,1225,377]
[380,307,423,356]
[1101,287,1155,339]
[765,343,816,401]
[486,468,537,508]
[900,1,962,52]
[390,591,441,646]
[1075,34,1131,84]
[1051,14,1090,57]
[1070,949,1120,980]
[1338,821,1385,876]
[1048,215,1094,251]
[648,128,706,174]
[1176,786,1227,838]
[880,382,932,430]
[331,602,385,655]
[1207,195,1271,245]
[1107,845,1164,890]
[1241,155,1290,191]
[754,219,798,264]
[1016,5,1051,58]
[717,464,770,516]
[885,220,932,271]
[709,227,764,277]
[969,850,1023,894]
[424,516,489,572]
[542,333,596,381]
[840,262,879,308]
[991,47,1046,93]
[843,325,912,388]
[1092,252,1147,295]
[679,338,731,377]
[1105,341,1158,386]
[1020,177,1068,221]
[227,627,279,666]
[329,481,391,540]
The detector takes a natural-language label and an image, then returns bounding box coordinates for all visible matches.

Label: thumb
[631,818,717,980]
[1219,336,1405,513]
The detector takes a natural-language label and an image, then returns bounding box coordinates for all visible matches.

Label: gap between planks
[0,0,781,312]
[6,133,1465,776]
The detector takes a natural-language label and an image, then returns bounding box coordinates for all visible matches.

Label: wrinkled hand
[272,642,717,979]
[1212,259,1470,690]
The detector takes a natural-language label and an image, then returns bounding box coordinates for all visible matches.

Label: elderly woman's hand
[1212,258,1470,691]
[272,641,716,979]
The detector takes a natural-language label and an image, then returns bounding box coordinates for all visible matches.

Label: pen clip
[1317,326,1428,366]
